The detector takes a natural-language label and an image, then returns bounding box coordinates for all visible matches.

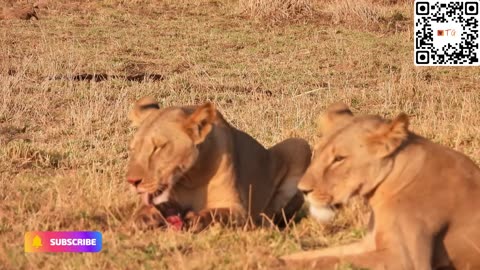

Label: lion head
[300,103,410,222]
[126,96,216,206]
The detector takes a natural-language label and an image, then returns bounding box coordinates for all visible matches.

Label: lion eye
[154,142,168,152]
[333,155,346,163]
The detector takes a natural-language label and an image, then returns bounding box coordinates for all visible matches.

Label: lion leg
[264,176,304,227]
[282,240,400,270]
[440,223,480,269]
[409,239,433,270]
[332,250,390,270]
[284,251,387,270]
[281,239,377,269]
[282,231,418,270]
[375,213,433,269]
[401,224,434,270]
[281,237,373,262]
[264,138,311,226]
[267,191,304,227]
[337,242,427,270]
[284,249,410,270]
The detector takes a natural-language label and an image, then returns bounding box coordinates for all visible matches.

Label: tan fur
[282,103,480,269]
[1,6,38,20]
[126,97,311,231]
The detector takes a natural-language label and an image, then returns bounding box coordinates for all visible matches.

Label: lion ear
[184,102,217,144]
[366,113,409,157]
[128,96,160,127]
[318,102,354,135]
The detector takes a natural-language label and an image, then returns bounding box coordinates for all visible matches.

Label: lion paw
[279,255,340,270]
[132,205,166,229]
[184,211,209,233]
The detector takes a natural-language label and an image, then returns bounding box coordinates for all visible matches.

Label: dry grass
[239,0,313,23]
[239,0,411,30]
[324,0,411,31]
[0,0,479,269]
[327,0,384,25]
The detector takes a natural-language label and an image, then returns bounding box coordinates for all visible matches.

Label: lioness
[282,103,480,270]
[126,97,311,231]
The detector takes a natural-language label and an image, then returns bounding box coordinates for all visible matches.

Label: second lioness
[126,97,311,231]
[282,103,480,269]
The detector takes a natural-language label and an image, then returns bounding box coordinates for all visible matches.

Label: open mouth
[138,174,180,206]
[146,184,169,205]
[139,186,167,205]
[148,189,164,204]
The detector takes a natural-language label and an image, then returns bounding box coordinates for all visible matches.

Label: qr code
[415,0,480,66]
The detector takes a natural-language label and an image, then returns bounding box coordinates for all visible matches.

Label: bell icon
[32,235,42,248]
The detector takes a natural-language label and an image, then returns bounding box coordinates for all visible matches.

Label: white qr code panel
[415,0,480,66]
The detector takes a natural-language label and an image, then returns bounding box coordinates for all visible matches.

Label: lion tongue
[166,215,183,231]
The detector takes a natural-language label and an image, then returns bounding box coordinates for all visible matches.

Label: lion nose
[127,178,142,187]
[301,189,313,196]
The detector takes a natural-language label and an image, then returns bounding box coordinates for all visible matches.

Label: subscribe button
[25,231,102,253]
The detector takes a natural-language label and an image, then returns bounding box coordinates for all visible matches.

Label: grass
[1,0,480,269]
[239,0,313,23]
